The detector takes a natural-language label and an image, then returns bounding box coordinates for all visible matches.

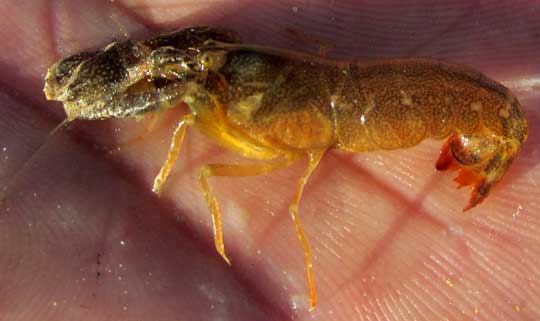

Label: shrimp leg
[199,153,302,265]
[199,149,325,310]
[289,149,326,311]
[152,114,195,195]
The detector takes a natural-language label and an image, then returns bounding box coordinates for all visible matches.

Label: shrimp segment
[43,27,529,310]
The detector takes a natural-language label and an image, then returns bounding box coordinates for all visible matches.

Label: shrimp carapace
[44,26,529,310]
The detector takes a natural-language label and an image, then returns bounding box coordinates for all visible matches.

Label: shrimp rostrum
[44,27,528,310]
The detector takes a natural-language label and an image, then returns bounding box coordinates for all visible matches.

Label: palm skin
[0,1,539,320]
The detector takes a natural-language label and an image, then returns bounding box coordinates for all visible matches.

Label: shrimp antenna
[48,117,72,138]
[0,117,74,205]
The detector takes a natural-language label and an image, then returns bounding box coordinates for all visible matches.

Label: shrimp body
[204,48,528,208]
[44,27,528,310]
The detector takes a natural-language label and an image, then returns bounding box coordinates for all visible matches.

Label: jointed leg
[199,153,302,265]
[289,149,326,311]
[152,115,195,195]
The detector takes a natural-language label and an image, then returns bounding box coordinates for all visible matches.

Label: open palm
[1,1,539,320]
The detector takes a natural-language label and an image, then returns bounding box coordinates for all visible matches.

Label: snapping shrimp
[43,26,528,310]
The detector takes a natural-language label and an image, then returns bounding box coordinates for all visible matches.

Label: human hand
[1,1,539,320]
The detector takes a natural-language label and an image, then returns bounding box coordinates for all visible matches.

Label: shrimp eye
[199,51,227,71]
[202,54,213,66]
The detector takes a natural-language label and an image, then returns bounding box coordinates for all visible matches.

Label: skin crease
[0,0,539,320]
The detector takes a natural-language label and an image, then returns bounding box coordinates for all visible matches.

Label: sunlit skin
[2,1,540,320]
[43,27,528,310]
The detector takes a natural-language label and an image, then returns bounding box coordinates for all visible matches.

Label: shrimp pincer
[43,26,528,310]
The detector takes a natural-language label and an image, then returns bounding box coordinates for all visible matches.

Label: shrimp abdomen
[333,59,528,209]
